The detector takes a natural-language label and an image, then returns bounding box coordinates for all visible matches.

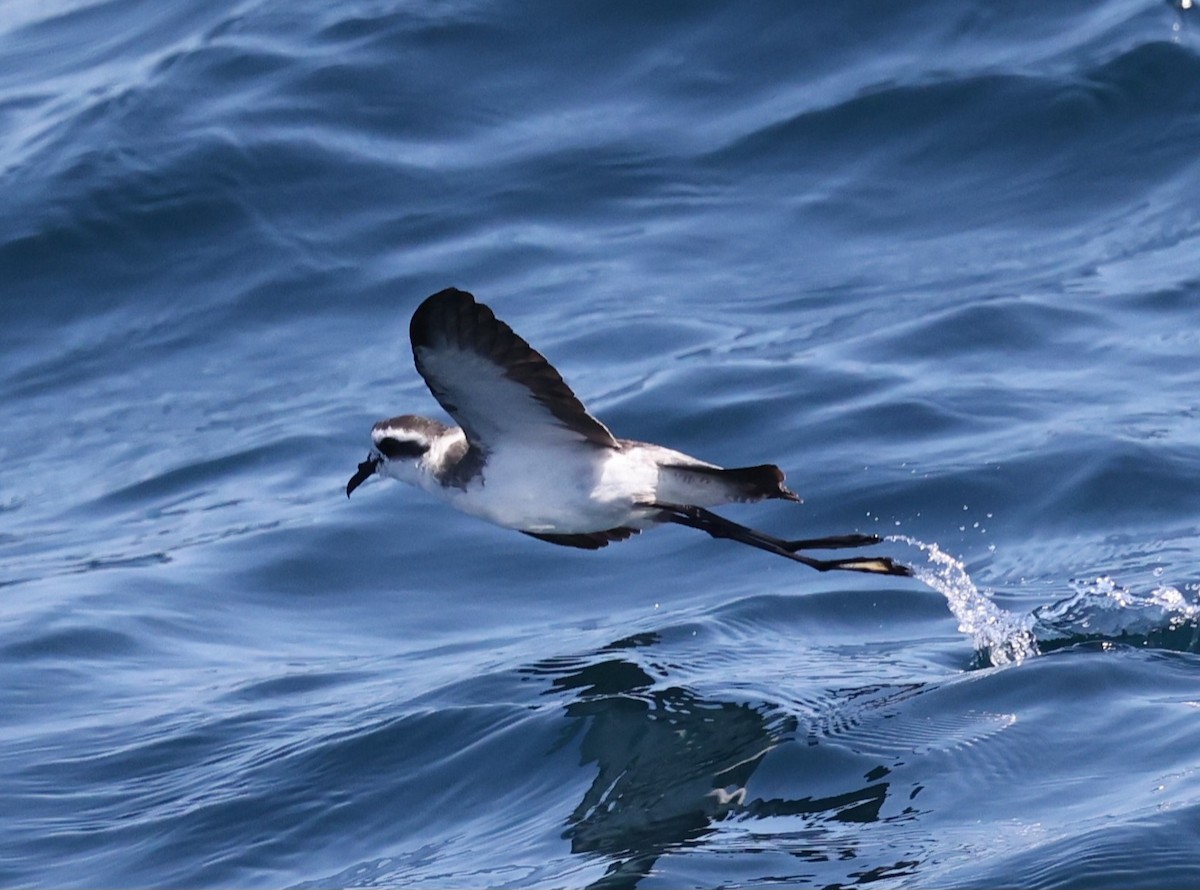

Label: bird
[346,287,911,576]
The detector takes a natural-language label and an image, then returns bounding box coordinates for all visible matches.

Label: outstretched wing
[522,528,640,549]
[409,288,618,451]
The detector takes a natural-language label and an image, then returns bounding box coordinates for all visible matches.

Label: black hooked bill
[346,456,380,497]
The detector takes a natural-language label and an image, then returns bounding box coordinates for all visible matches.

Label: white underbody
[379,427,731,533]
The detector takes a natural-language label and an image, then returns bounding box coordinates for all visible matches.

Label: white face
[348,414,448,496]
[371,428,431,484]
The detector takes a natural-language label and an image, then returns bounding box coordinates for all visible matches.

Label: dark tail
[662,462,801,503]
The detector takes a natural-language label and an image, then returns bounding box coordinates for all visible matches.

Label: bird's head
[345,414,445,496]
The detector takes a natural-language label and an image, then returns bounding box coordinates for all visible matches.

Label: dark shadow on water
[524,634,914,890]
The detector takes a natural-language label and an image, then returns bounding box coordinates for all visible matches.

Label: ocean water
[3,1,1200,886]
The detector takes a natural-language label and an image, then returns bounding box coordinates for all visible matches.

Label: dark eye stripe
[377,437,428,459]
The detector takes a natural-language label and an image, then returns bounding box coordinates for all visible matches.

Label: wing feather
[410,288,618,450]
[522,528,640,549]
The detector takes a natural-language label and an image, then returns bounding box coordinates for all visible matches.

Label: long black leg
[647,503,912,577]
[784,533,884,551]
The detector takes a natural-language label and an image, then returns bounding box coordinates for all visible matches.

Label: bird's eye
[377,437,428,459]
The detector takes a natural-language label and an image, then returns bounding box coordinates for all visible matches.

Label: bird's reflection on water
[524,633,922,889]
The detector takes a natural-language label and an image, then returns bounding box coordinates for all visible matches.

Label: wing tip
[523,527,640,550]
[410,287,479,348]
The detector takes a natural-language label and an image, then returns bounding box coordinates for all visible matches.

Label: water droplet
[886,535,1037,665]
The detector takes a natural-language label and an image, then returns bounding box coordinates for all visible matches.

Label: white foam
[1033,575,1200,646]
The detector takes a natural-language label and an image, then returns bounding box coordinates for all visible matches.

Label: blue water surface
[4,1,1200,887]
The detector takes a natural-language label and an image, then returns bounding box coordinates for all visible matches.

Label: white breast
[441,443,662,534]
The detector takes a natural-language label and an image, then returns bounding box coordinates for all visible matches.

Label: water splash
[888,536,1039,666]
[1031,575,1200,653]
